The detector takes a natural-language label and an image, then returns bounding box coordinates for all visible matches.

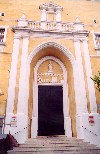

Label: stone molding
[12,26,89,40]
[12,12,89,40]
[27,41,75,65]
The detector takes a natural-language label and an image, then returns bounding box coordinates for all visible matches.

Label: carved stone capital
[73,36,81,42]
[14,33,21,39]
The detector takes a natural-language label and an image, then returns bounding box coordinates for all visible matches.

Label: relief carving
[37,61,64,84]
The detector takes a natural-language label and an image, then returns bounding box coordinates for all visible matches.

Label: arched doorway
[31,56,72,138]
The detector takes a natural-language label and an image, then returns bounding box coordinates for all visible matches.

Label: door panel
[38,86,64,136]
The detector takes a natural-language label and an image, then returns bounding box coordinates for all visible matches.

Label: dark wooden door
[38,85,64,136]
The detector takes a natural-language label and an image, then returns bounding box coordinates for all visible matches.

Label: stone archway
[27,42,78,139]
[31,56,72,138]
[28,42,75,64]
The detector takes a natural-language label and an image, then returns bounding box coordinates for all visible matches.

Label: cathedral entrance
[31,56,72,138]
[38,85,64,136]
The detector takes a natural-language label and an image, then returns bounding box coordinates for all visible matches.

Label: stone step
[25,140,96,147]
[35,135,69,139]
[26,139,88,144]
[8,149,100,154]
[7,136,100,154]
[25,142,90,146]
[27,139,85,142]
[19,143,97,148]
[28,137,83,142]
[12,147,100,152]
[26,141,93,145]
[28,136,80,141]
[26,141,86,145]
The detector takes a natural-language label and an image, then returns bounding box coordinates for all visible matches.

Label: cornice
[12,26,89,40]
[73,31,89,36]
[12,27,30,33]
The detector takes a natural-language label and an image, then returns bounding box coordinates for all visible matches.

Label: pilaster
[82,39,97,113]
[16,35,29,142]
[17,36,29,114]
[74,38,88,114]
[6,34,20,114]
[5,33,20,134]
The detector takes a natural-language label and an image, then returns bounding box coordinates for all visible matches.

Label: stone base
[4,113,28,144]
[4,113,15,134]
[76,113,100,147]
[31,116,38,138]
[64,116,72,137]
[76,114,85,139]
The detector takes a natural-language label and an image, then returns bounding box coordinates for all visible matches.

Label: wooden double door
[38,85,64,136]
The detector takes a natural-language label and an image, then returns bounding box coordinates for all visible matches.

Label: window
[0,28,5,44]
[94,33,100,49]
[0,26,8,52]
[0,116,5,134]
[93,32,100,55]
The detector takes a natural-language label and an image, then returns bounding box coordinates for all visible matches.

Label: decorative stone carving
[48,61,53,73]
[39,2,63,23]
[37,61,64,84]
[18,14,28,27]
[37,73,64,84]
[39,2,63,13]
[73,17,84,31]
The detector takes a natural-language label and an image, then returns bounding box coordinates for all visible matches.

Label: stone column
[63,80,72,138]
[5,33,20,134]
[74,39,88,114]
[82,39,97,113]
[31,70,38,138]
[17,36,29,143]
[74,39,88,139]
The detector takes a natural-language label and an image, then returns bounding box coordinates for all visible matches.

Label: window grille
[95,33,100,49]
[0,28,5,43]
[0,116,5,134]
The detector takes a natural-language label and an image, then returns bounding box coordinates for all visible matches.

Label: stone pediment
[39,1,63,13]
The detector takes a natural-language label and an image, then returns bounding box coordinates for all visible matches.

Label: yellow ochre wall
[0,0,100,136]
